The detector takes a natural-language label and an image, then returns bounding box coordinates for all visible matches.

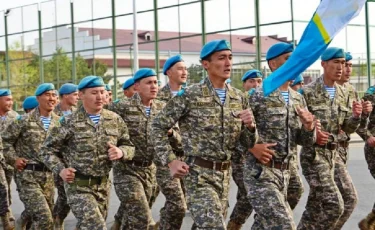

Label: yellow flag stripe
[313,13,331,45]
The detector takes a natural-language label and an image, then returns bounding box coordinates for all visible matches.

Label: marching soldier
[123,78,135,98]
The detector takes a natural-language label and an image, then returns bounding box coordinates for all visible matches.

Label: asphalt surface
[7,141,374,229]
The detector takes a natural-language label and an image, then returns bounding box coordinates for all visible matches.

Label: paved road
[8,142,374,229]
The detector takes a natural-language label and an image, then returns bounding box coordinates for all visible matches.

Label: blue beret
[266,43,294,60]
[345,52,352,62]
[241,70,263,82]
[78,76,105,90]
[23,96,39,110]
[122,78,135,90]
[200,40,231,60]
[59,83,78,95]
[321,47,345,61]
[105,84,112,91]
[291,75,304,86]
[133,68,157,82]
[0,89,11,97]
[35,83,55,96]
[163,55,184,75]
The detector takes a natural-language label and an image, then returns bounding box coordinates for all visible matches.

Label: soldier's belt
[264,160,289,170]
[126,159,153,167]
[174,151,184,157]
[338,141,349,148]
[24,164,50,172]
[314,142,337,151]
[187,156,231,171]
[74,172,108,186]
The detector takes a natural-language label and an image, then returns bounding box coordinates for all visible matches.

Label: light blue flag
[262,0,366,96]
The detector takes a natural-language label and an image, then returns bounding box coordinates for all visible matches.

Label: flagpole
[133,0,139,72]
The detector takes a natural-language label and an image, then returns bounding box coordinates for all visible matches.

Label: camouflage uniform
[52,104,77,221]
[151,78,257,229]
[0,110,18,213]
[155,83,187,230]
[359,86,375,213]
[0,138,10,216]
[1,108,59,229]
[109,93,182,229]
[39,106,135,229]
[332,83,362,229]
[298,76,360,229]
[243,87,315,230]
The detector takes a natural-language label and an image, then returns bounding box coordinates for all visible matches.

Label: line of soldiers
[0,39,375,230]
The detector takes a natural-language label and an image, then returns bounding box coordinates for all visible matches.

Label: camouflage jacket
[359,85,375,141]
[39,106,135,177]
[108,93,181,164]
[0,110,18,167]
[151,77,258,166]
[1,108,60,166]
[249,87,315,161]
[301,76,360,148]
[53,103,77,117]
[157,83,174,103]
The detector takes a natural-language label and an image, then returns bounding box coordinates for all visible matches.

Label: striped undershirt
[0,116,6,121]
[88,114,100,125]
[281,91,289,104]
[215,88,226,104]
[145,106,151,116]
[40,116,51,130]
[324,86,336,99]
[62,110,72,116]
[171,91,179,97]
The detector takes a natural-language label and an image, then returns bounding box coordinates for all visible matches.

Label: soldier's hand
[248,143,276,164]
[362,100,373,115]
[107,142,124,161]
[237,109,255,129]
[352,100,363,118]
[59,168,76,183]
[168,160,189,178]
[296,106,315,131]
[14,158,27,171]
[367,136,375,147]
[315,120,330,145]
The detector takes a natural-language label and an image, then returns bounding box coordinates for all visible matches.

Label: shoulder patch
[248,88,256,96]
[297,88,304,95]
[366,86,375,95]
[59,116,65,123]
[177,89,185,97]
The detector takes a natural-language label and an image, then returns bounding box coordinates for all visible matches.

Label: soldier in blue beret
[291,74,304,93]
[2,83,59,229]
[54,83,79,117]
[38,75,134,229]
[266,42,294,61]
[152,39,257,229]
[104,84,112,104]
[123,78,135,98]
[242,69,263,92]
[0,88,18,229]
[23,96,39,113]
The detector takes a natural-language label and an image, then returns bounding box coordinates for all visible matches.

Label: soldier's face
[322,58,345,82]
[168,62,188,85]
[269,52,291,71]
[124,86,135,98]
[63,92,79,106]
[202,50,232,80]
[37,90,57,112]
[243,78,262,91]
[341,60,352,83]
[108,91,112,103]
[291,83,303,91]
[0,95,13,112]
[135,77,158,100]
[79,87,106,113]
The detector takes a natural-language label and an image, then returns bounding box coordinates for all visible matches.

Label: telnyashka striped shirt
[145,106,151,116]
[324,86,336,99]
[171,91,179,97]
[281,91,289,104]
[40,116,51,130]
[88,114,100,125]
[215,88,226,104]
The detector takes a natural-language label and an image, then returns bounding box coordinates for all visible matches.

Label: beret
[35,83,55,96]
[78,76,105,90]
[133,68,157,82]
[23,96,39,110]
[122,78,135,90]
[200,40,231,60]
[0,89,11,97]
[266,43,294,60]
[59,83,78,95]
[163,55,184,75]
[241,70,263,82]
[345,52,352,62]
[105,84,112,91]
[321,47,345,61]
[291,74,304,86]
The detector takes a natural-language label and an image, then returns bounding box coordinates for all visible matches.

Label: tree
[352,63,375,77]
[187,64,204,84]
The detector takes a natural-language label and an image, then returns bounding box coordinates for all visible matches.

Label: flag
[262,0,366,96]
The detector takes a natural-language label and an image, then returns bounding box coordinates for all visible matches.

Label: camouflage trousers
[184,164,231,229]
[114,163,156,230]
[298,147,344,229]
[156,165,186,230]
[14,170,54,229]
[243,155,295,230]
[332,146,358,230]
[4,167,13,207]
[0,165,9,216]
[65,177,111,229]
[53,174,71,220]
[364,144,375,212]
[287,156,304,210]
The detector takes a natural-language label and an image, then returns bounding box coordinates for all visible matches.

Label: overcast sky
[1,0,375,61]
